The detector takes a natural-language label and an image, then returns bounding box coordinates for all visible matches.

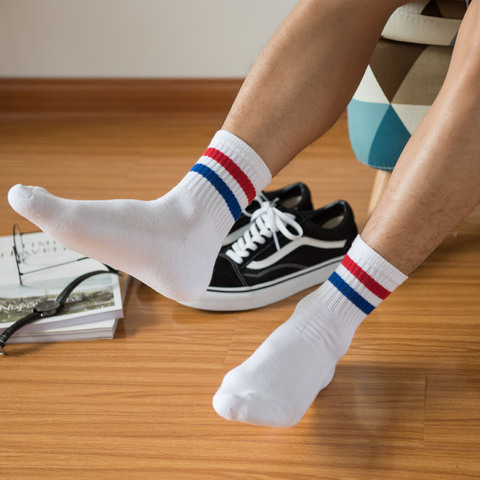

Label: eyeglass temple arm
[55,266,118,305]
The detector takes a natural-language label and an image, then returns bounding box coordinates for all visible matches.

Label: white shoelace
[241,192,269,220]
[226,201,304,265]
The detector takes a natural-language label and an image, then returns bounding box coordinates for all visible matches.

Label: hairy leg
[362,0,480,273]
[224,0,408,175]
[213,2,480,428]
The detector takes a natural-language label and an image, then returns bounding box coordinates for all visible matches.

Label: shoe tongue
[244,197,262,215]
[290,207,316,225]
[269,200,290,213]
[263,203,306,239]
[262,201,299,222]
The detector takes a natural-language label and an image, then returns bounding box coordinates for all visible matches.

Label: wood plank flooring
[1,107,479,479]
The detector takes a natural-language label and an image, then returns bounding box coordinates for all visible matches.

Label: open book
[0,229,127,343]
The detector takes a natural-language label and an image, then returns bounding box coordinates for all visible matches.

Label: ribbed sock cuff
[319,235,408,329]
[348,235,408,291]
[211,130,272,194]
[180,130,272,237]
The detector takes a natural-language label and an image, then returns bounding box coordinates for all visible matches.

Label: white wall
[0,0,297,78]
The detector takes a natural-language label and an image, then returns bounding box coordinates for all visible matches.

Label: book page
[0,230,123,331]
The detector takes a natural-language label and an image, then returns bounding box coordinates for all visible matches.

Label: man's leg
[362,0,480,273]
[213,2,480,427]
[8,0,403,301]
[223,0,406,175]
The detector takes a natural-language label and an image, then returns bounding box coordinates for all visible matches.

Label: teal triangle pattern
[347,99,389,168]
[369,105,411,170]
[347,100,412,171]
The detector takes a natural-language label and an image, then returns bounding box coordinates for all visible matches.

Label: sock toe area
[8,184,45,216]
[8,184,29,213]
[213,390,296,428]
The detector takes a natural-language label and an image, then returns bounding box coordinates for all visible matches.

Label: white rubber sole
[179,256,343,311]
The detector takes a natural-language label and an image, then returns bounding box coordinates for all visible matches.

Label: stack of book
[0,229,128,344]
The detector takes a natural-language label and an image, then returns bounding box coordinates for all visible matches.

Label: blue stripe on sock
[191,163,242,220]
[329,271,375,315]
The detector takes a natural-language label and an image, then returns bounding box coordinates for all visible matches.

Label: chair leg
[368,170,391,217]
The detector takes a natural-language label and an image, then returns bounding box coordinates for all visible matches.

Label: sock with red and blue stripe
[321,235,407,326]
[7,130,271,302]
[213,235,408,427]
[180,130,272,240]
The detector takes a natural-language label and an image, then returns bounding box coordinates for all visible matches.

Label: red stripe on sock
[341,255,391,300]
[203,147,256,203]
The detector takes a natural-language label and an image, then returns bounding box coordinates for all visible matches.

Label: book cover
[0,230,124,336]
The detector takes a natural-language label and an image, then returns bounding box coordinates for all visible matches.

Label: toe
[213,390,296,428]
[8,184,33,215]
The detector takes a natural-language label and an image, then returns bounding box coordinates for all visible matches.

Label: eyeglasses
[12,224,89,286]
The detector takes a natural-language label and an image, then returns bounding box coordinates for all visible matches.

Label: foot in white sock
[213,236,407,427]
[7,131,271,302]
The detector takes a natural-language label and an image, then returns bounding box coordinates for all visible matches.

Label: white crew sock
[8,130,271,301]
[213,235,408,427]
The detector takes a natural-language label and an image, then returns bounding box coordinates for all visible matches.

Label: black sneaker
[181,199,358,311]
[222,182,313,245]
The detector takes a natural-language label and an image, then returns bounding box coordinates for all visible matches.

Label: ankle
[181,131,270,221]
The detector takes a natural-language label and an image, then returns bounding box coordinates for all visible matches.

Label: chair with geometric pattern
[347,0,466,215]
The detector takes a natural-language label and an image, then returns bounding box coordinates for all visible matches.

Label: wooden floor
[1,107,480,479]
